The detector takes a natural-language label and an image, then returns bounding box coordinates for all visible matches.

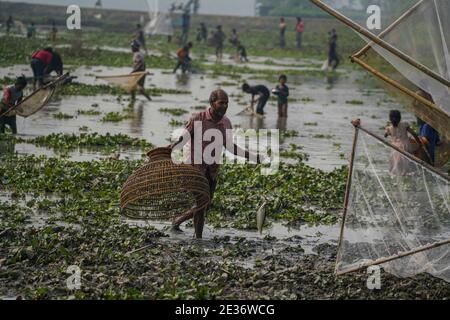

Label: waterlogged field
[1,19,449,299]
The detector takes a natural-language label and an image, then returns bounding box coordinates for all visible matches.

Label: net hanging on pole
[337,126,450,282]
[310,0,450,143]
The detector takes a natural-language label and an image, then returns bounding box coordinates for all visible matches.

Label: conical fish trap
[120,148,211,220]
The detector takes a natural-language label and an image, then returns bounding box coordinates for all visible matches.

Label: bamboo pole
[336,125,450,276]
[309,0,450,88]
[335,125,359,275]
[357,125,449,182]
[336,238,450,276]
[353,0,425,58]
[352,56,450,141]
[359,127,450,182]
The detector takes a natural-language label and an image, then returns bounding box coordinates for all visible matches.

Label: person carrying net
[131,41,152,102]
[0,76,27,135]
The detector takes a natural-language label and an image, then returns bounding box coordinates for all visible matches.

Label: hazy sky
[3,0,257,16]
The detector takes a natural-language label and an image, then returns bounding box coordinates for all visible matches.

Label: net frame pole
[336,238,450,276]
[351,56,450,140]
[357,125,449,181]
[335,125,359,275]
[309,0,450,88]
[353,0,425,58]
[336,125,450,276]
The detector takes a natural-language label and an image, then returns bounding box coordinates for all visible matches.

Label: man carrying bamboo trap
[0,76,27,135]
[131,41,152,102]
[168,89,264,238]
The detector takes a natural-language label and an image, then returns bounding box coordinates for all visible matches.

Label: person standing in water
[180,10,191,45]
[200,22,208,43]
[6,16,13,35]
[173,42,193,74]
[213,25,226,62]
[229,29,239,47]
[169,89,263,238]
[131,41,152,102]
[27,22,36,38]
[414,90,441,166]
[328,29,339,71]
[236,41,249,63]
[295,17,304,49]
[0,76,27,135]
[50,21,57,41]
[134,24,148,55]
[279,17,287,48]
[384,110,422,175]
[30,47,54,90]
[273,75,289,118]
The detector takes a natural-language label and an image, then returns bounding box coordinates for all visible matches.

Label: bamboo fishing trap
[120,147,211,220]
[311,0,450,282]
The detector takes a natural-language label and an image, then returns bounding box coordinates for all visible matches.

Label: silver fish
[256,202,267,234]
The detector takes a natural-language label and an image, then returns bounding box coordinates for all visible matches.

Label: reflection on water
[124,218,339,255]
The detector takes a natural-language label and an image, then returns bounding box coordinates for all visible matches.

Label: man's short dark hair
[15,75,28,87]
[209,89,228,104]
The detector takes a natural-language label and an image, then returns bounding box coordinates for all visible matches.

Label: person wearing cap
[131,42,152,102]
[169,89,264,238]
[0,76,27,134]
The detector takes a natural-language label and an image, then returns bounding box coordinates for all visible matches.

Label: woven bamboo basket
[120,147,211,220]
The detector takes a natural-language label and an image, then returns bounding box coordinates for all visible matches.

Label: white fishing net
[96,72,147,92]
[336,128,450,282]
[144,0,174,36]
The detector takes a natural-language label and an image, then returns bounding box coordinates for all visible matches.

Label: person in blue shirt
[417,117,440,166]
[414,90,441,166]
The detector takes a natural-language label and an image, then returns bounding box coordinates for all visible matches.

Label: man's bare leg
[193,209,205,239]
[171,207,196,232]
[138,86,152,101]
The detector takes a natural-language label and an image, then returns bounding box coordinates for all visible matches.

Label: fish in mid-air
[257,202,267,234]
